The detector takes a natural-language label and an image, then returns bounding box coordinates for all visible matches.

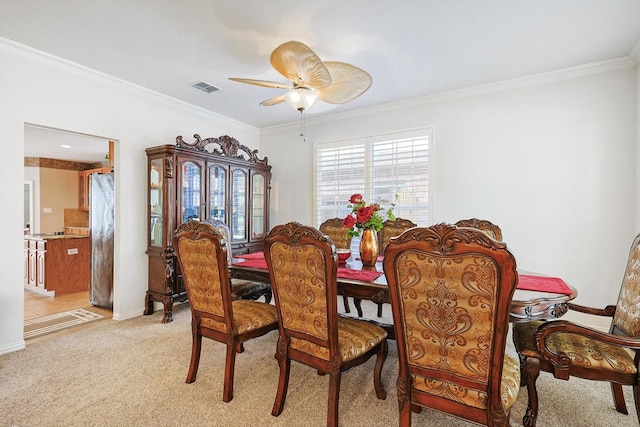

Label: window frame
[312,128,436,231]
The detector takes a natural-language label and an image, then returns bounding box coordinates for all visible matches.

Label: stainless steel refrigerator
[89,172,114,309]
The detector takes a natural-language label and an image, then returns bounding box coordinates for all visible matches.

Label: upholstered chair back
[378,218,417,253]
[383,223,520,426]
[455,218,503,241]
[266,223,337,355]
[612,234,640,338]
[204,219,235,265]
[264,222,388,425]
[173,220,234,333]
[319,217,352,250]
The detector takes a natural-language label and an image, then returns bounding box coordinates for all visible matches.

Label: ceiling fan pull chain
[299,110,306,142]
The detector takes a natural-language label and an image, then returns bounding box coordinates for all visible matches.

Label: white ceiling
[3,0,640,162]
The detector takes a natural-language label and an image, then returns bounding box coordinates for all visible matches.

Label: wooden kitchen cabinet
[78,167,111,210]
[144,134,271,323]
[24,236,90,296]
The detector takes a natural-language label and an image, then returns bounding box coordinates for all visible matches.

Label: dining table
[230,252,577,339]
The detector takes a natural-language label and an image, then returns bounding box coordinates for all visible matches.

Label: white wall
[0,39,260,354]
[262,61,638,330]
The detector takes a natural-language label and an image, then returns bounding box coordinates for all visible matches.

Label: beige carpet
[1,301,637,427]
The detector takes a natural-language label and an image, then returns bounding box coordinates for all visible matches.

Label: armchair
[512,233,640,426]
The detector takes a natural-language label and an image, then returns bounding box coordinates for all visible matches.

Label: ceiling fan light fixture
[284,87,318,112]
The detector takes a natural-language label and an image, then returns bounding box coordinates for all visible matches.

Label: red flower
[356,206,373,223]
[349,194,363,204]
[342,215,355,228]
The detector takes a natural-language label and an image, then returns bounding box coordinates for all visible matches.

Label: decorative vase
[359,229,379,267]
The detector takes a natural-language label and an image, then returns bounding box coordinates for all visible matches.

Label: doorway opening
[23,124,116,339]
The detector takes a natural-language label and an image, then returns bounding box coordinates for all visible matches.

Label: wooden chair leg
[222,340,238,402]
[272,355,291,416]
[264,289,273,304]
[376,302,383,317]
[342,295,351,313]
[611,382,629,414]
[327,371,342,427]
[523,357,541,427]
[401,401,413,426]
[185,330,202,383]
[634,383,640,425]
[373,340,388,400]
[353,298,364,317]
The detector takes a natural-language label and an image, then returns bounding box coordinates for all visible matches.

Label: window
[314,128,432,231]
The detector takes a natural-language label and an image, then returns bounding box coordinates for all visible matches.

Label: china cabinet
[144,134,271,322]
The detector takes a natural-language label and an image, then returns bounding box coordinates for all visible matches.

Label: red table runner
[232,258,383,283]
[517,274,573,295]
[234,252,265,260]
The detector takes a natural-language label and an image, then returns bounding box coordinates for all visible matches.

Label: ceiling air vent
[191,81,220,93]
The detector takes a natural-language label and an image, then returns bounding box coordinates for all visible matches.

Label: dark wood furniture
[204,218,272,302]
[378,218,417,253]
[263,222,388,427]
[361,217,417,318]
[512,233,640,427]
[144,134,271,322]
[383,223,520,426]
[231,257,578,340]
[455,218,503,241]
[173,221,278,402]
[319,217,354,314]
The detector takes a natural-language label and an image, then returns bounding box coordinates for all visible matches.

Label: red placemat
[232,258,268,269]
[337,268,384,282]
[517,274,573,295]
[233,252,265,260]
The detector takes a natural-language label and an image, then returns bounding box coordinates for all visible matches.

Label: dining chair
[383,223,521,426]
[204,218,272,303]
[173,220,278,402]
[454,218,503,241]
[264,222,388,427]
[512,233,640,427]
[362,217,417,317]
[319,217,355,315]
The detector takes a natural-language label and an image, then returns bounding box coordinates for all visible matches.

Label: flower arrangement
[342,193,397,238]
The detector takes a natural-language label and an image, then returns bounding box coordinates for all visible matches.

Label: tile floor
[24,289,112,320]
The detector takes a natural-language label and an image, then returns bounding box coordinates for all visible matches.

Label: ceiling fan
[229,40,372,113]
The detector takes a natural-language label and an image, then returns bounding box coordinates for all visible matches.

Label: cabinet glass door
[149,159,163,247]
[231,169,247,241]
[181,161,202,223]
[251,172,266,240]
[209,165,226,222]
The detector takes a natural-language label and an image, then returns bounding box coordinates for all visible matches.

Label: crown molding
[272,56,636,131]
[630,40,640,64]
[0,37,259,134]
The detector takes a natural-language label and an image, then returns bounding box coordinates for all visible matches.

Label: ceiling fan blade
[270,41,332,90]
[259,95,286,107]
[228,77,293,90]
[317,62,372,104]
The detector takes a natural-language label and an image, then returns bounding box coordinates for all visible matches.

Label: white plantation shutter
[315,143,366,222]
[314,129,432,230]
